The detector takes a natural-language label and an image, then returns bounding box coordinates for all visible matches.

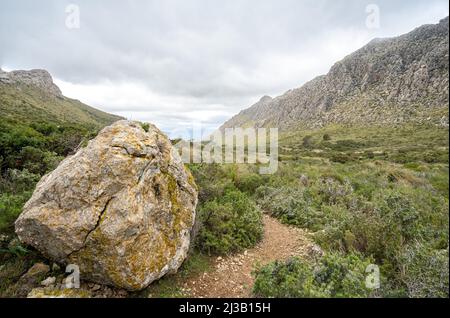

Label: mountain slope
[0,68,123,129]
[220,17,449,131]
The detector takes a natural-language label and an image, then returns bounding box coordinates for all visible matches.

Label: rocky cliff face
[220,17,449,131]
[15,120,198,291]
[0,68,62,96]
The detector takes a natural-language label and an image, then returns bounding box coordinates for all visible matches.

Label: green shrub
[253,252,373,298]
[365,151,375,159]
[196,189,263,254]
[189,164,235,203]
[400,243,449,298]
[330,153,354,163]
[140,122,150,132]
[302,135,314,148]
[257,186,323,230]
[0,169,40,194]
[0,192,33,234]
[253,257,325,298]
[235,173,267,195]
[317,177,353,205]
[328,139,368,151]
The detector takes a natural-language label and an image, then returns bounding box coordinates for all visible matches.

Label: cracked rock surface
[15,120,198,291]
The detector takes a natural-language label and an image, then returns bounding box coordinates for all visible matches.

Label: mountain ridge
[0,68,123,129]
[219,16,449,132]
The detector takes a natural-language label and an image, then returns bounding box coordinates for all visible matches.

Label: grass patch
[133,251,212,298]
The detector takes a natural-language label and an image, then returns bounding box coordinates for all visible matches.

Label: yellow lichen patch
[28,287,91,298]
[184,165,198,192]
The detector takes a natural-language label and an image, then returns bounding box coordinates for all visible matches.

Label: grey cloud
[1,0,448,135]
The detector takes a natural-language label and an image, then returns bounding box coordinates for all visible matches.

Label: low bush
[330,153,354,163]
[235,173,267,195]
[302,135,314,148]
[253,252,373,298]
[256,186,323,230]
[0,191,33,234]
[400,243,449,298]
[195,189,263,255]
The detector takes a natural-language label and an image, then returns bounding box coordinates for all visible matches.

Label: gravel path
[183,215,318,298]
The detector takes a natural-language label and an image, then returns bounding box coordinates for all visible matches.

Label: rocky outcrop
[15,263,50,297]
[0,68,62,96]
[220,17,449,131]
[15,120,198,291]
[28,287,92,298]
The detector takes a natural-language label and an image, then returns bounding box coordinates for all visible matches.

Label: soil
[183,215,319,298]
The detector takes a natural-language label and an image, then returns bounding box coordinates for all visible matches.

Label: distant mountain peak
[0,68,62,96]
[219,17,449,131]
[1,68,124,128]
[259,95,272,103]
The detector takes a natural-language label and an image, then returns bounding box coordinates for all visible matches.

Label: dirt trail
[184,215,319,298]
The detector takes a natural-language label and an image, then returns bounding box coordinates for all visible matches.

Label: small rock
[300,174,309,186]
[16,263,50,297]
[91,284,101,291]
[7,238,21,250]
[28,287,91,298]
[23,263,50,279]
[51,263,61,272]
[307,244,324,259]
[41,276,56,287]
[0,234,9,243]
[116,289,128,298]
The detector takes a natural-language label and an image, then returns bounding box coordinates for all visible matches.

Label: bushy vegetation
[195,189,263,254]
[250,123,449,298]
[184,123,448,297]
[0,116,107,296]
[0,107,447,299]
[0,119,102,234]
[253,252,373,298]
[189,164,264,255]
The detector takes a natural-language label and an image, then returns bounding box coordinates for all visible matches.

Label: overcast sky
[1,0,448,138]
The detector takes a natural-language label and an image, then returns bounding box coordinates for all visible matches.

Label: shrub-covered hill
[0,69,123,237]
[0,82,123,130]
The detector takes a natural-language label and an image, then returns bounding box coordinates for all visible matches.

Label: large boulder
[15,120,198,291]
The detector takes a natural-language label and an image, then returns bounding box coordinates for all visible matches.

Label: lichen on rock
[15,120,198,291]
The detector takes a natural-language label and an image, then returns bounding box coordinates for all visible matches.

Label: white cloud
[54,78,241,138]
[1,0,448,137]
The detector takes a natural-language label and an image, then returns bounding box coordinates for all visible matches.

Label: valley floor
[181,215,316,298]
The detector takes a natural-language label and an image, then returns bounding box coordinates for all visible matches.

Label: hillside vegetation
[0,84,122,129]
[0,73,124,296]
[0,18,448,298]
[143,119,449,298]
